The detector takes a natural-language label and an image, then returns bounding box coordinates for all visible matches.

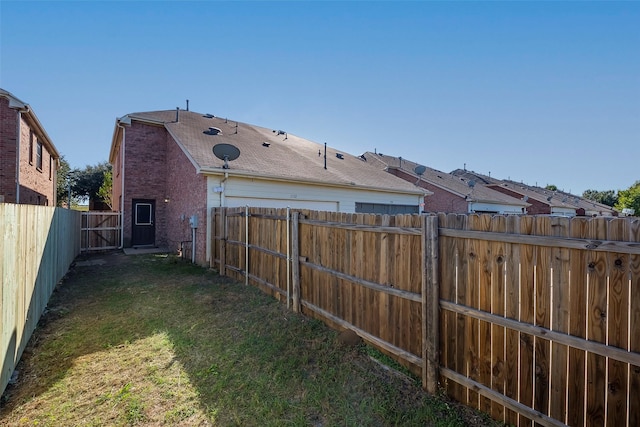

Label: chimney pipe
[186,99,189,111]
[176,107,179,122]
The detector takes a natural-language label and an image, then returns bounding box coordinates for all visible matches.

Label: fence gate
[81,212,122,252]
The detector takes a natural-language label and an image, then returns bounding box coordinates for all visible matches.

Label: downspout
[118,122,126,248]
[192,223,196,264]
[220,172,228,207]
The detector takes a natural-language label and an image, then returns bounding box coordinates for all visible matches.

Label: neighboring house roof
[452,169,617,216]
[450,168,499,185]
[365,152,527,207]
[111,110,425,196]
[0,88,60,160]
[499,180,617,215]
[488,181,569,208]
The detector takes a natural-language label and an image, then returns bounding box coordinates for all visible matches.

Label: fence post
[209,208,215,268]
[291,211,301,313]
[219,207,226,276]
[245,206,249,286]
[422,214,440,394]
[286,207,291,309]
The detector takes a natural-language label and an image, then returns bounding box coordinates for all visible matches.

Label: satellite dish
[212,143,240,169]
[547,196,552,202]
[414,165,426,176]
[523,195,529,202]
[468,180,476,188]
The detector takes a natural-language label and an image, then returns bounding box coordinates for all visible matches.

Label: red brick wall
[387,168,468,214]
[0,97,18,203]
[118,120,208,264]
[0,98,55,205]
[121,121,168,247]
[488,185,550,215]
[18,115,56,205]
[164,133,207,264]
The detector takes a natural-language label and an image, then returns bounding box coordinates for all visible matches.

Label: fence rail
[210,207,640,427]
[1,205,82,395]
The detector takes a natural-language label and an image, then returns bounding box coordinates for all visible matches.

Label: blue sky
[1,1,638,195]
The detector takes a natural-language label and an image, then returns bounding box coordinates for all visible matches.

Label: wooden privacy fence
[1,205,82,395]
[80,211,121,252]
[210,207,640,427]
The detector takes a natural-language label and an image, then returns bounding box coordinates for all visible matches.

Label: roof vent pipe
[186,99,189,111]
[176,107,179,122]
[324,143,327,170]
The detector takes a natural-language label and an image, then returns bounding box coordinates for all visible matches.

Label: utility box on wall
[189,215,198,228]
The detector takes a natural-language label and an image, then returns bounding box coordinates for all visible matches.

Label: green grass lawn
[0,253,497,427]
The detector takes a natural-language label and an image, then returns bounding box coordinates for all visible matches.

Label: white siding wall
[205,174,422,262]
[550,206,577,217]
[469,202,525,215]
[206,175,421,213]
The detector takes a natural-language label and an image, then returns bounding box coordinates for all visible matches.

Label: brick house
[0,89,59,205]
[365,153,529,214]
[108,109,427,265]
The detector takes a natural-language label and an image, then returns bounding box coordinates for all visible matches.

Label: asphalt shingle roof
[125,110,424,195]
[364,152,527,207]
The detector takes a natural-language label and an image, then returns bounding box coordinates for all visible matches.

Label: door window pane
[135,203,152,225]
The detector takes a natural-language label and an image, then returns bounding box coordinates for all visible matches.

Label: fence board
[490,215,506,422]
[504,215,520,425]
[476,214,493,415]
[466,214,481,410]
[568,217,589,426]
[439,213,460,401]
[533,217,551,424]
[606,218,629,427]
[586,218,607,426]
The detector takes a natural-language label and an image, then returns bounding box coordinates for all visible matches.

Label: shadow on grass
[0,252,495,427]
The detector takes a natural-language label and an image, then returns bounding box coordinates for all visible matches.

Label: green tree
[615,181,640,216]
[72,162,111,202]
[97,169,113,209]
[582,189,618,207]
[545,184,558,191]
[56,156,71,206]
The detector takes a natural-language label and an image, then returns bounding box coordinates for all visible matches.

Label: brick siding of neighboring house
[0,97,18,203]
[0,96,56,205]
[387,168,468,213]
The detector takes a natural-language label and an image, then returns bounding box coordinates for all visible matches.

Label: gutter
[117,119,127,248]
[198,167,428,197]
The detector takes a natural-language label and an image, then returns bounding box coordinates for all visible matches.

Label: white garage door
[225,197,339,212]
